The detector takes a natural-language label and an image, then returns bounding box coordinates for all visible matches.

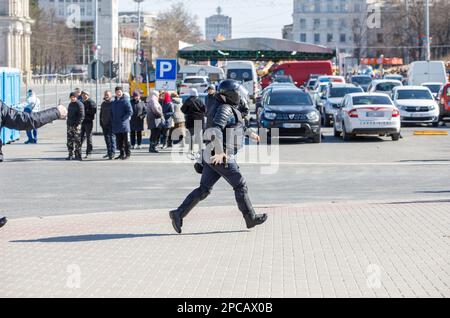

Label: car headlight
[429,105,436,111]
[264,112,277,120]
[306,111,320,122]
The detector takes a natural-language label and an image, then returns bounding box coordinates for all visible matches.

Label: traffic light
[89,60,105,80]
[104,61,119,79]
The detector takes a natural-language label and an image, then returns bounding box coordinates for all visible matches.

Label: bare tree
[30,0,78,74]
[153,2,203,58]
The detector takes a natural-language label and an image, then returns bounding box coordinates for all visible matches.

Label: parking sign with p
[156,58,177,91]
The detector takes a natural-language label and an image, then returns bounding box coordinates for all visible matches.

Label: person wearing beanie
[130,90,147,150]
[112,87,133,160]
[66,92,85,161]
[80,91,97,158]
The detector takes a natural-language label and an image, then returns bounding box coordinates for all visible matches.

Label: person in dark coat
[0,100,67,229]
[181,88,206,153]
[205,84,216,111]
[80,91,97,158]
[160,91,175,150]
[112,87,133,160]
[66,92,85,161]
[100,90,116,160]
[130,90,147,150]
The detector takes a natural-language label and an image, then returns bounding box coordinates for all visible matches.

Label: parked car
[421,82,443,100]
[408,61,447,86]
[322,83,364,127]
[392,86,440,127]
[315,75,346,89]
[179,76,209,95]
[333,93,401,141]
[350,75,373,92]
[313,82,330,114]
[367,79,403,96]
[255,83,297,116]
[384,74,404,82]
[178,65,225,84]
[438,83,450,122]
[306,78,318,91]
[224,60,260,101]
[258,87,322,143]
[180,93,208,105]
[272,75,294,84]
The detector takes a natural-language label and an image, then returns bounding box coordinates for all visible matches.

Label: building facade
[292,0,367,54]
[119,11,157,64]
[205,7,232,42]
[0,0,33,81]
[38,0,118,64]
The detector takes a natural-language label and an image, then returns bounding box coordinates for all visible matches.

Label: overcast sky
[118,0,293,39]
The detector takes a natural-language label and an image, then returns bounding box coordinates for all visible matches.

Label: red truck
[261,61,333,89]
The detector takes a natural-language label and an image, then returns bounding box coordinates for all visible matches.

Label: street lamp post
[135,0,145,87]
[425,0,431,61]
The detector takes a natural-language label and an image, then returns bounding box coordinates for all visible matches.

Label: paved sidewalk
[0,200,449,298]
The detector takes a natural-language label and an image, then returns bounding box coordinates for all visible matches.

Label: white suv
[392,86,440,127]
[179,76,209,95]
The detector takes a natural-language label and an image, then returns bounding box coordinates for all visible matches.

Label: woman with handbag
[146,91,165,153]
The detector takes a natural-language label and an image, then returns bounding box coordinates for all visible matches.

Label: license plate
[366,111,384,117]
[283,123,302,129]
[413,113,427,118]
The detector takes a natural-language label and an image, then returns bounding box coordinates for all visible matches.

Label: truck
[262,61,333,89]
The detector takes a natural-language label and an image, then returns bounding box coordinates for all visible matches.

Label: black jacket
[100,100,113,128]
[82,98,97,123]
[0,101,60,132]
[204,96,245,155]
[181,96,206,129]
[130,99,147,132]
[67,100,85,127]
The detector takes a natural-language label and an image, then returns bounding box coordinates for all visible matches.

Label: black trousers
[177,157,254,218]
[115,133,131,157]
[102,126,116,157]
[0,138,3,162]
[130,131,143,146]
[150,128,162,144]
[81,121,94,155]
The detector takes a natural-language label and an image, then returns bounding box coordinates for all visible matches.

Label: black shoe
[0,217,7,229]
[74,155,83,161]
[115,155,124,160]
[243,213,268,229]
[102,154,109,159]
[122,155,130,160]
[65,156,73,161]
[169,210,183,234]
[108,156,114,160]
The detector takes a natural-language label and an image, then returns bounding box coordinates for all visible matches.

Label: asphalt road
[1,120,450,219]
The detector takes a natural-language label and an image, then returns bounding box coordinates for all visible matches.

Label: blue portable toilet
[0,67,21,144]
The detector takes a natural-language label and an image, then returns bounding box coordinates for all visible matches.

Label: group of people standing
[65,85,214,160]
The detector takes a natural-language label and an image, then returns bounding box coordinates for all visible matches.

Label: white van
[408,61,447,86]
[223,61,260,101]
[178,65,225,84]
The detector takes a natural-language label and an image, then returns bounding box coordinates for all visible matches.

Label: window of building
[327,33,333,43]
[314,33,321,43]
[340,34,346,43]
[300,33,307,42]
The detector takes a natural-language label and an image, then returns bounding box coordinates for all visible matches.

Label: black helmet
[218,80,242,105]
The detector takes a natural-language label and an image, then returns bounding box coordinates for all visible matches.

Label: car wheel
[333,124,341,137]
[312,133,321,144]
[323,114,332,127]
[391,133,400,141]
[342,124,352,141]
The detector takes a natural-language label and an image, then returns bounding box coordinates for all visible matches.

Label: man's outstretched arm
[0,101,66,131]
